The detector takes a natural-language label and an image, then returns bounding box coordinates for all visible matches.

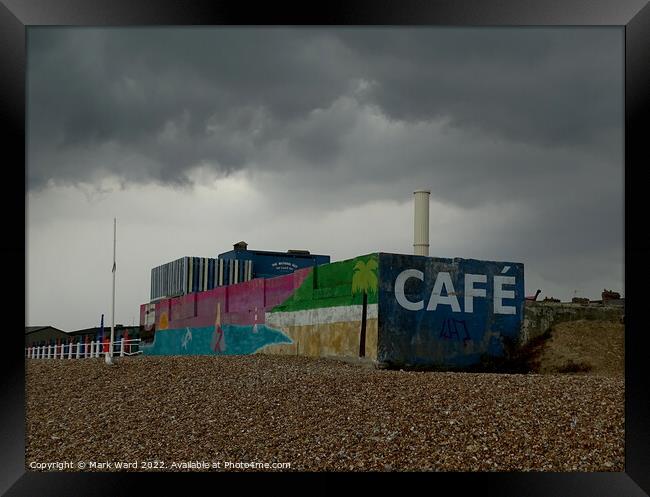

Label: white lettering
[494,276,516,314]
[464,273,487,313]
[427,272,461,312]
[395,269,424,311]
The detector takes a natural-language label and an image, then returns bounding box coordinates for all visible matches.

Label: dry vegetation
[534,320,624,377]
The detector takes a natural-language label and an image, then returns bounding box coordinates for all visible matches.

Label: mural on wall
[210,302,225,353]
[140,269,310,356]
[263,253,380,359]
[143,304,156,330]
[158,312,169,330]
[377,253,524,368]
[351,256,378,357]
[139,251,524,368]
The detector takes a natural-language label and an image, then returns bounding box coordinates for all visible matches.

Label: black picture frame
[3,1,649,495]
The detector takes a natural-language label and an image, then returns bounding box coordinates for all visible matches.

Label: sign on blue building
[378,253,524,368]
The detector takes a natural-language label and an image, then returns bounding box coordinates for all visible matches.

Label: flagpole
[106,217,116,365]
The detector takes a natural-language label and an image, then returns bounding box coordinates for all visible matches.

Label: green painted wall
[270,253,379,312]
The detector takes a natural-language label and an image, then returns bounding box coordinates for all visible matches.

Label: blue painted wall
[378,253,524,368]
[141,323,293,356]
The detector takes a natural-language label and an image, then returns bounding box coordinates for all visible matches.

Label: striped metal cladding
[150,256,253,301]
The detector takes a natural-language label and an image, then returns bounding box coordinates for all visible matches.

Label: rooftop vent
[233,241,248,251]
[287,249,310,255]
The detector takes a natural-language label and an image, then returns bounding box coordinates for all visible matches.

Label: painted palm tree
[352,256,378,357]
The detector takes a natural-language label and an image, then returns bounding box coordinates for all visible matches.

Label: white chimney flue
[413,190,430,256]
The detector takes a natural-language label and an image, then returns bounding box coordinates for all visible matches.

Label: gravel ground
[26,355,624,472]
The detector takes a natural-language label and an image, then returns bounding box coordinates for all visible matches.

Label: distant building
[67,325,141,342]
[25,326,68,347]
[218,242,330,279]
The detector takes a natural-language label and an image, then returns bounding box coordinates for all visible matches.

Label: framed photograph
[4,0,649,495]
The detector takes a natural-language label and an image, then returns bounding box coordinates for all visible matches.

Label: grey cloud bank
[26,27,623,330]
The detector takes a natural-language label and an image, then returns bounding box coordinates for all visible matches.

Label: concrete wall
[141,251,557,369]
[521,302,624,344]
[377,253,525,368]
[139,250,626,369]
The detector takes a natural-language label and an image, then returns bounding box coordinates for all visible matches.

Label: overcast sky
[26,27,624,331]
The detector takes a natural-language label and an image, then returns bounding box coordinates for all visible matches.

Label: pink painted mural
[140,267,312,355]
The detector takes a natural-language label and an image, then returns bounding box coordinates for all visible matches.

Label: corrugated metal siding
[150,256,254,301]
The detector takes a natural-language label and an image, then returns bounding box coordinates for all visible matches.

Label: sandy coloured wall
[262,305,378,359]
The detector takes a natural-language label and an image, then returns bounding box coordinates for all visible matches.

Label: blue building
[218,241,330,279]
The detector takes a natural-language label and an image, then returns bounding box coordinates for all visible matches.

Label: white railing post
[47,344,51,359]
[68,342,72,359]
[76,342,80,359]
[120,337,125,357]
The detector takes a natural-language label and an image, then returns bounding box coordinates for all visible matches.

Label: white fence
[26,338,142,359]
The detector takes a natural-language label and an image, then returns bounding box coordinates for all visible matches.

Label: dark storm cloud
[26,27,624,328]
[339,28,622,148]
[27,27,622,193]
